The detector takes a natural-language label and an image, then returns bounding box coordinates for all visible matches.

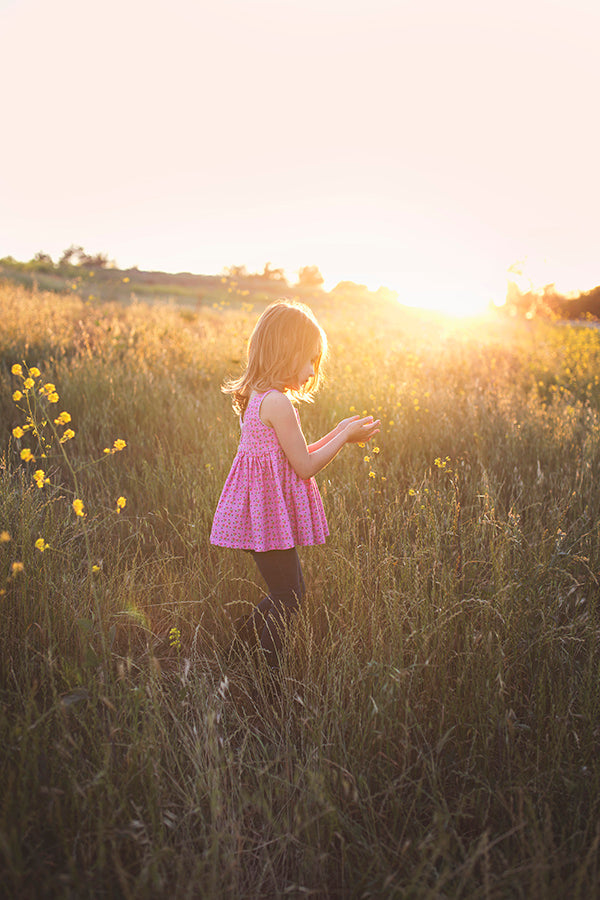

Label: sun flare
[393,278,504,318]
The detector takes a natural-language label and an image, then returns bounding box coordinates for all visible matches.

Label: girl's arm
[307,416,363,452]
[260,392,379,480]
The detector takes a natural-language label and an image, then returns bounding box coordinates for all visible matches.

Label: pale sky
[1,0,598,312]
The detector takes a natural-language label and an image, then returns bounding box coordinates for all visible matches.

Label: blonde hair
[223,299,328,416]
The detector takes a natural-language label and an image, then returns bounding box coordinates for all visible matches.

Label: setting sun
[399,283,502,317]
[379,270,506,317]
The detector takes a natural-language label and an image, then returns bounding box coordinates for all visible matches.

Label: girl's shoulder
[258,389,297,429]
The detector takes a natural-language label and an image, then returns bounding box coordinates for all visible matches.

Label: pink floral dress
[210,390,329,551]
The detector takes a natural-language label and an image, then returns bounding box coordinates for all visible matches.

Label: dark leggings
[247,548,306,665]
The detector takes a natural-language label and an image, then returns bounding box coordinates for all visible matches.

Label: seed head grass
[1,280,599,897]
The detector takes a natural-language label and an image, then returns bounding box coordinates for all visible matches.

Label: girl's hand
[335,415,361,432]
[342,415,380,444]
[263,393,379,479]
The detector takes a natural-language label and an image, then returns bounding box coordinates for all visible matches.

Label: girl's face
[290,354,317,390]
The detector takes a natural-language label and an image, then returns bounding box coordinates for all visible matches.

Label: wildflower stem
[43,401,109,663]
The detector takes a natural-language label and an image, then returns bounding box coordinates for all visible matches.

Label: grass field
[1,280,599,899]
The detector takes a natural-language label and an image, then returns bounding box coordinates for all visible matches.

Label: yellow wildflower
[11,561,24,574]
[11,364,23,376]
[20,448,35,462]
[368,471,376,478]
[363,455,371,463]
[41,383,56,395]
[29,367,41,378]
[59,429,75,443]
[103,448,111,454]
[169,627,182,650]
[373,446,380,454]
[72,498,85,517]
[12,390,23,402]
[116,496,127,513]
[0,531,10,543]
[35,538,49,552]
[33,469,48,489]
[54,411,71,425]
[48,392,59,404]
[23,378,35,391]
[92,564,100,573]
[12,426,24,439]
[113,439,126,451]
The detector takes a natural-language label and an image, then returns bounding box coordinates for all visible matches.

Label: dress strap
[242,389,277,423]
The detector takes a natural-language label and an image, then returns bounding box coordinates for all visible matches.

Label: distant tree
[58,245,112,268]
[32,251,54,265]
[261,262,287,282]
[578,285,600,318]
[59,245,85,266]
[374,286,399,305]
[79,251,111,269]
[504,281,536,318]
[330,280,369,299]
[223,264,248,279]
[504,281,561,319]
[296,265,324,289]
[551,284,600,320]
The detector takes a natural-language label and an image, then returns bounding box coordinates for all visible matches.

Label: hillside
[0,255,398,312]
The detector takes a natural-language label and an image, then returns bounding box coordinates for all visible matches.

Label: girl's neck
[250,387,284,399]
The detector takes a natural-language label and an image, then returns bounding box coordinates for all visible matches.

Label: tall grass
[1,281,599,898]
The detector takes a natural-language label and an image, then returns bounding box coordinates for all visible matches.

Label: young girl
[210,299,379,666]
